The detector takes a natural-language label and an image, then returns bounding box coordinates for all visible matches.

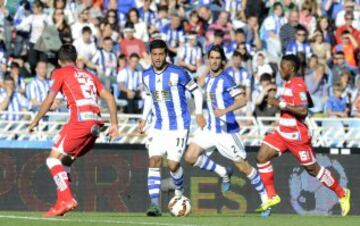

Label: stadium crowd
[0,0,359,120]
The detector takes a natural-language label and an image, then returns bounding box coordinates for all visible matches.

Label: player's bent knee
[184,143,201,165]
[256,144,274,163]
[149,156,162,168]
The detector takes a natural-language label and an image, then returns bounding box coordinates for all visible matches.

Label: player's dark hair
[58,44,77,63]
[282,54,300,73]
[82,26,92,34]
[129,53,140,59]
[260,73,272,82]
[149,39,168,54]
[208,44,227,67]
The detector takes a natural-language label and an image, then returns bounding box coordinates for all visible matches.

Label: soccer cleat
[255,195,281,212]
[43,199,78,217]
[222,167,233,192]
[146,204,162,217]
[260,208,272,217]
[339,189,351,216]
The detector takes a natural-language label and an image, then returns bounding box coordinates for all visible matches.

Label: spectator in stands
[73,26,97,67]
[226,28,256,59]
[16,0,48,73]
[117,54,127,73]
[51,0,75,25]
[254,82,280,119]
[206,11,233,45]
[153,5,169,33]
[8,62,26,95]
[329,51,355,86]
[26,61,49,111]
[177,32,202,77]
[89,37,117,89]
[335,11,360,46]
[117,53,142,114]
[242,15,262,51]
[138,0,156,28]
[0,75,30,120]
[338,71,355,99]
[225,0,247,21]
[335,0,360,31]
[127,8,149,42]
[317,15,336,45]
[261,2,287,61]
[333,30,359,68]
[161,13,185,61]
[252,73,272,105]
[52,9,73,45]
[252,51,275,86]
[326,82,350,118]
[184,10,205,37]
[197,5,213,31]
[310,30,332,65]
[237,41,253,73]
[120,22,148,60]
[299,1,316,35]
[286,26,312,59]
[71,7,98,41]
[102,10,120,42]
[225,51,252,100]
[280,10,300,53]
[305,63,329,114]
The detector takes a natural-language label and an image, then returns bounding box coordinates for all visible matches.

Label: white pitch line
[0,215,199,226]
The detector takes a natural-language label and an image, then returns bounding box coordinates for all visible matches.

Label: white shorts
[190,128,246,161]
[146,129,189,162]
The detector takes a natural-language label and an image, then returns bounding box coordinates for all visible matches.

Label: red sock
[47,158,73,202]
[316,166,345,198]
[257,162,276,198]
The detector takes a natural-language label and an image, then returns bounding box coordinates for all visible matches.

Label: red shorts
[52,121,101,158]
[262,130,316,165]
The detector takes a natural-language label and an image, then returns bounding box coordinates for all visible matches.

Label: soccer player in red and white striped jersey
[28,44,119,217]
[255,54,351,216]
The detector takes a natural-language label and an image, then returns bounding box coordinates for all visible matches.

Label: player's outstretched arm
[214,93,247,117]
[99,89,119,139]
[268,97,309,118]
[28,91,57,132]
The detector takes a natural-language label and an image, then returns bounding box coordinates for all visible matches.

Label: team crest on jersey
[299,92,307,101]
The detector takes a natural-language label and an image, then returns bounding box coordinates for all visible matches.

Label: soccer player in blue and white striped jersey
[26,61,50,111]
[185,45,270,216]
[138,39,205,217]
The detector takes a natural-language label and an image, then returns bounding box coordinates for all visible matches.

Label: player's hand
[195,114,206,129]
[213,108,227,117]
[268,97,280,107]
[28,120,39,133]
[107,124,119,141]
[137,119,146,134]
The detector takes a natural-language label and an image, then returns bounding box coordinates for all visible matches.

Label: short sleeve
[292,81,308,106]
[117,69,127,83]
[224,75,242,98]
[50,70,63,93]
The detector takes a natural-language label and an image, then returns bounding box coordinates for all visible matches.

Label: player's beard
[153,59,167,72]
[210,64,222,75]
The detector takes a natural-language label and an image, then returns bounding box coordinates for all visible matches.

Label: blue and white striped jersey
[26,76,50,103]
[225,0,243,20]
[117,67,142,91]
[138,7,156,26]
[224,66,251,88]
[285,40,312,59]
[142,64,197,130]
[91,49,117,77]
[161,24,185,48]
[0,89,29,120]
[205,71,241,134]
[178,43,202,66]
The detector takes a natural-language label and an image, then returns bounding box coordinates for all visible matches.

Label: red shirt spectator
[119,24,147,59]
[206,11,233,45]
[335,12,360,46]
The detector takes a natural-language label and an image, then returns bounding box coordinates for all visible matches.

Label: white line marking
[0,215,199,226]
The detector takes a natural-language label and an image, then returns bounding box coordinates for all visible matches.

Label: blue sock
[148,168,161,206]
[170,166,184,197]
[194,154,227,177]
[247,167,268,203]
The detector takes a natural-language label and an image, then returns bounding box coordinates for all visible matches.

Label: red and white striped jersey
[277,77,309,141]
[51,65,104,123]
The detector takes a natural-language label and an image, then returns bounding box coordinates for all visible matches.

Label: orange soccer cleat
[43,199,78,217]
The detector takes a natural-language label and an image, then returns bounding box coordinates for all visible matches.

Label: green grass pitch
[0,212,360,226]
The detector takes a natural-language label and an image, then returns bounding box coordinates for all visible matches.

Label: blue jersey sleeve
[180,68,198,92]
[224,75,242,98]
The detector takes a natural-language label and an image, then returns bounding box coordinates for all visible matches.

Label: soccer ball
[168,196,191,217]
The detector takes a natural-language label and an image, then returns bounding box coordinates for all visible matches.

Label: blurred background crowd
[0,0,359,121]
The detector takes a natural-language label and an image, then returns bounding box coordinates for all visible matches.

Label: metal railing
[1,111,360,147]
